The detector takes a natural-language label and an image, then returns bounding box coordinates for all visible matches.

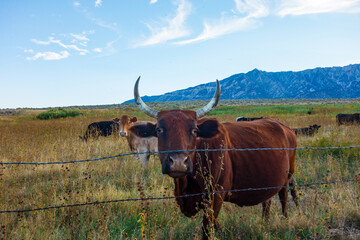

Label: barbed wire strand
[1,178,359,214]
[1,145,360,165]
[307,231,360,240]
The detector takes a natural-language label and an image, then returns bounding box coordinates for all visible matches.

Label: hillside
[124,64,360,103]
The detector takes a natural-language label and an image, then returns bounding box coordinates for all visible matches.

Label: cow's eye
[192,128,199,136]
[156,127,163,135]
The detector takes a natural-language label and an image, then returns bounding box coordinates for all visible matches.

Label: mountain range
[124,64,360,103]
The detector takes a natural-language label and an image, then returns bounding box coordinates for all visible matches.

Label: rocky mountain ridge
[124,64,360,103]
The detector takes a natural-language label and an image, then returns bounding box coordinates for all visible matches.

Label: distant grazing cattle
[113,115,158,168]
[292,124,321,136]
[236,116,263,122]
[80,121,119,141]
[130,77,298,238]
[336,113,360,125]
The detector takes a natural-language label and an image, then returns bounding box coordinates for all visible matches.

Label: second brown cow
[113,115,158,168]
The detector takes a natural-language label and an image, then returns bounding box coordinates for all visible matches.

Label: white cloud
[234,0,270,18]
[70,33,89,41]
[150,0,158,4]
[27,30,100,61]
[277,0,360,17]
[176,16,258,45]
[32,37,89,55]
[31,39,51,45]
[88,18,121,56]
[174,0,360,45]
[93,48,102,52]
[95,0,102,7]
[136,0,191,47]
[91,18,119,33]
[26,51,70,61]
[73,1,80,7]
[176,0,267,45]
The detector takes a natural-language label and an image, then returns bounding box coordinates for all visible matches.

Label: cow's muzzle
[119,131,127,137]
[162,153,193,178]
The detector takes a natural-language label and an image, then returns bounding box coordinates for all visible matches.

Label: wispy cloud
[73,2,121,57]
[26,51,70,61]
[26,31,100,60]
[31,37,89,54]
[277,0,360,17]
[176,0,268,45]
[89,18,121,56]
[73,1,80,7]
[176,17,258,45]
[91,18,119,33]
[150,0,158,4]
[234,0,270,18]
[70,33,89,41]
[136,0,191,47]
[93,48,102,52]
[95,0,102,7]
[31,39,51,45]
[174,0,360,45]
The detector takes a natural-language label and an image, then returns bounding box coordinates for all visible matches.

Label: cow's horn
[195,80,221,118]
[134,76,159,119]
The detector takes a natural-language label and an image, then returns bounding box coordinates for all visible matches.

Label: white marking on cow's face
[119,126,127,137]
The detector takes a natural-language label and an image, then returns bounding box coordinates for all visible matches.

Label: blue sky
[1,0,360,108]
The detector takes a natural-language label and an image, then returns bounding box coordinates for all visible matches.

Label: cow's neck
[173,175,201,196]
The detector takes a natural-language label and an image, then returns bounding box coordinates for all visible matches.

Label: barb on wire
[1,178,359,214]
[1,145,360,165]
[307,231,360,240]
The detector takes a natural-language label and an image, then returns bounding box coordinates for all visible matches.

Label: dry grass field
[1,100,359,239]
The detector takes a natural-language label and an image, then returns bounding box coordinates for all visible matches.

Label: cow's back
[126,121,158,166]
[208,118,296,206]
[336,113,360,125]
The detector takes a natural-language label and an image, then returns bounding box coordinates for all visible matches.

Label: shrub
[36,108,82,120]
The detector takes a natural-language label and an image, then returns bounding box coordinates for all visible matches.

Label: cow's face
[130,110,220,178]
[131,76,221,178]
[113,115,137,137]
[311,124,321,131]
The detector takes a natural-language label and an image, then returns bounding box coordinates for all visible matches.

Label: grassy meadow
[1,100,360,239]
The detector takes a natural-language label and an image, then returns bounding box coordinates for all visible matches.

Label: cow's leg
[139,154,147,168]
[132,146,140,161]
[262,199,272,221]
[137,147,148,169]
[278,185,289,218]
[146,153,151,164]
[202,194,224,240]
[289,178,299,207]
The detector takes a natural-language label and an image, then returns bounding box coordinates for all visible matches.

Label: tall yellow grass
[0,104,359,239]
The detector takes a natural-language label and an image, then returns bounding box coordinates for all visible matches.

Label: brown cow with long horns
[129,77,297,239]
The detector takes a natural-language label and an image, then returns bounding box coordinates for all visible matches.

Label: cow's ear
[131,117,137,123]
[197,119,220,138]
[129,122,156,137]
[113,118,120,122]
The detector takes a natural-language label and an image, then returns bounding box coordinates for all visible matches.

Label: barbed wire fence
[0,178,359,214]
[1,146,359,239]
[1,145,360,165]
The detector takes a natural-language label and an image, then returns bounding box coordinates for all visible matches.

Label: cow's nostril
[168,156,174,165]
[184,157,189,165]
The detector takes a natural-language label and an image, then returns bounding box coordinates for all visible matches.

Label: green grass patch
[36,108,82,120]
